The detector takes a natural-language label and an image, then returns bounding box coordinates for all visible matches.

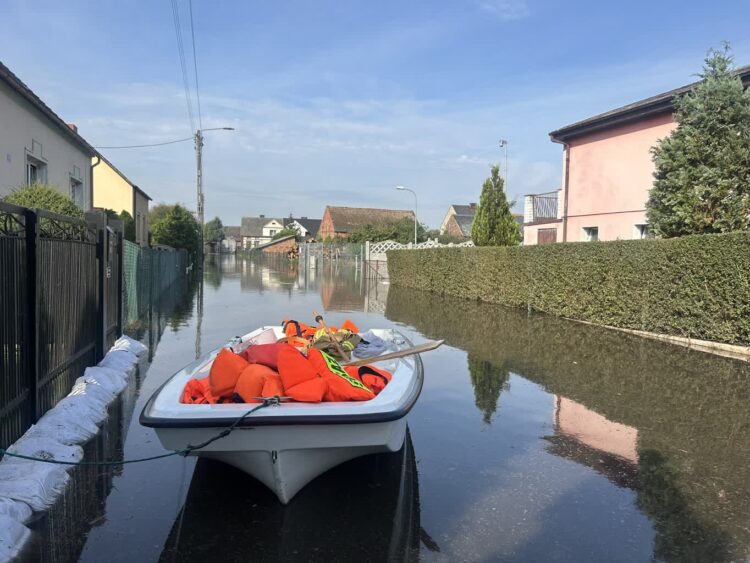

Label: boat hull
[154,418,407,504]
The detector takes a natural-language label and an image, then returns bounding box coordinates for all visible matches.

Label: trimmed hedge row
[387,232,750,345]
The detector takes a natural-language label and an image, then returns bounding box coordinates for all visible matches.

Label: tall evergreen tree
[647,45,750,237]
[471,164,521,246]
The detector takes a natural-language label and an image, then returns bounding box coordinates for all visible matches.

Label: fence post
[24,209,39,421]
[86,211,106,361]
[116,229,123,338]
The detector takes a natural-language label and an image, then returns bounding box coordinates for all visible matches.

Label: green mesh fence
[122,241,190,327]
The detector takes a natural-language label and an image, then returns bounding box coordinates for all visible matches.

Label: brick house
[318,206,414,239]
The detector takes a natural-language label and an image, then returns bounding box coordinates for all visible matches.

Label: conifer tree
[471,164,521,246]
[647,45,750,237]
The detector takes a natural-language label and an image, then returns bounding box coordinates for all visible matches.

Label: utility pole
[396,186,418,244]
[193,127,234,265]
[195,129,204,264]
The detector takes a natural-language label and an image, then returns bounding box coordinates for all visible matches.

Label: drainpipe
[550,136,570,242]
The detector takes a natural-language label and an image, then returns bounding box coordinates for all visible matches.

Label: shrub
[387,232,750,344]
[3,184,84,219]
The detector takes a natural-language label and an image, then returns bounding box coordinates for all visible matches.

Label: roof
[455,214,475,237]
[0,60,96,156]
[223,226,241,239]
[324,206,414,233]
[550,64,750,142]
[240,216,283,237]
[452,204,477,215]
[290,217,321,237]
[96,153,152,200]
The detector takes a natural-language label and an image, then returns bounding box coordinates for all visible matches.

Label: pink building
[524,65,750,244]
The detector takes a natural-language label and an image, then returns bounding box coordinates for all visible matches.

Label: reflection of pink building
[524,66,750,244]
[554,397,637,463]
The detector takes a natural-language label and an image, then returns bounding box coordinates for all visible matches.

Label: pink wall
[564,112,676,242]
[554,397,638,463]
[523,222,560,245]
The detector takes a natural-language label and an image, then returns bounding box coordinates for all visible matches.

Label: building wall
[318,209,340,239]
[564,112,676,242]
[133,190,149,246]
[0,80,92,208]
[444,215,466,239]
[262,237,297,254]
[92,158,132,215]
[523,222,561,245]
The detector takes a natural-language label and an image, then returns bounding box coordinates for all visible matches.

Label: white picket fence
[365,239,473,262]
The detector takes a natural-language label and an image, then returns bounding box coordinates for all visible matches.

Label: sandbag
[0,515,31,561]
[0,498,32,524]
[79,366,128,397]
[5,433,83,468]
[112,335,147,356]
[54,394,108,426]
[35,407,99,444]
[0,461,70,512]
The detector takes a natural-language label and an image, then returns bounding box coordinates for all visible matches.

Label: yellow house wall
[92,158,133,216]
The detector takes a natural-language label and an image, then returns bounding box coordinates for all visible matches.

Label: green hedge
[387,232,750,344]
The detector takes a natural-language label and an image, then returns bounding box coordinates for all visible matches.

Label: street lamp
[396,186,418,244]
[499,139,508,189]
[195,127,235,263]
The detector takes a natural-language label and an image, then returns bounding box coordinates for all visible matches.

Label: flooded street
[33,256,750,562]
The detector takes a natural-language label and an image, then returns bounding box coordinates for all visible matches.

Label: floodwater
[26,255,750,562]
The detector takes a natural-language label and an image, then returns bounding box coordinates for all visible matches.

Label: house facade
[0,61,95,209]
[440,203,476,240]
[221,226,241,253]
[239,215,320,248]
[524,65,750,244]
[318,206,414,239]
[92,155,151,245]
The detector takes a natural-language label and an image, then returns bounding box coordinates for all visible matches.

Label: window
[26,158,47,185]
[634,224,652,239]
[269,229,277,236]
[583,227,599,242]
[136,212,142,240]
[70,178,84,208]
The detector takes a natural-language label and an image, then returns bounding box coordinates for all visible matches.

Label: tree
[151,204,200,258]
[647,45,750,237]
[471,165,520,246]
[119,210,136,242]
[272,226,299,240]
[204,217,225,244]
[4,184,83,219]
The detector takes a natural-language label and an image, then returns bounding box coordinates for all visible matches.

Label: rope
[0,398,279,466]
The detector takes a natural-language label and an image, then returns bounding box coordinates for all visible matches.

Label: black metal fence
[0,203,123,449]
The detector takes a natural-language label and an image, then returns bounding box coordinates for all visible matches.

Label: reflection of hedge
[388,232,750,344]
[386,286,750,560]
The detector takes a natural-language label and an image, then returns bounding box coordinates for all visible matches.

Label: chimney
[259,214,265,218]
[67,123,78,133]
[470,202,477,208]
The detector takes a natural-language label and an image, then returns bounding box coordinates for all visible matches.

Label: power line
[188,0,203,131]
[96,137,194,149]
[169,0,195,133]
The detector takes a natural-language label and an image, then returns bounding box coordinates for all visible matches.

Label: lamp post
[499,139,508,190]
[396,186,418,244]
[195,127,234,263]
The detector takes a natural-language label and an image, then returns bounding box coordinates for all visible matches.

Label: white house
[0,61,95,209]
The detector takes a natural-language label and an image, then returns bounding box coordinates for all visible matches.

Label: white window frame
[583,226,599,242]
[70,177,84,208]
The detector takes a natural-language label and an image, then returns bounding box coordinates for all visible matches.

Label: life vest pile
[181,342,392,404]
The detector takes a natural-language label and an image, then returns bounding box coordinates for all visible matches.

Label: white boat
[140,326,424,504]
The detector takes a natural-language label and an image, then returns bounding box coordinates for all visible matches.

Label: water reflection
[159,433,421,563]
[467,355,511,424]
[24,276,196,562]
[386,285,750,561]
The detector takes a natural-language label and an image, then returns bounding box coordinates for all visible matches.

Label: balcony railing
[524,190,560,223]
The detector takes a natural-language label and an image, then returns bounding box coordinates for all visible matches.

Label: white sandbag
[0,461,70,512]
[98,350,137,375]
[0,498,32,524]
[69,379,112,410]
[113,335,147,356]
[53,394,108,426]
[0,515,31,561]
[35,408,99,445]
[78,366,127,398]
[5,433,83,468]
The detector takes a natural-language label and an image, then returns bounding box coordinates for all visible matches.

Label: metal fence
[0,203,123,449]
[299,242,364,262]
[122,241,190,328]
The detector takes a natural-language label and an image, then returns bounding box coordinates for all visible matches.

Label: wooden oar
[313,310,350,362]
[343,339,445,367]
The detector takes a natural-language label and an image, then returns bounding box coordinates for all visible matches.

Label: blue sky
[2,0,749,227]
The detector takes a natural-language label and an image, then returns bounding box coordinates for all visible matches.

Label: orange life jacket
[308,348,374,402]
[277,345,327,402]
[234,364,283,403]
[181,378,219,404]
[209,348,250,399]
[344,365,392,396]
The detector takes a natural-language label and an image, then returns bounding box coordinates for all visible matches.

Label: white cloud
[478,0,531,21]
